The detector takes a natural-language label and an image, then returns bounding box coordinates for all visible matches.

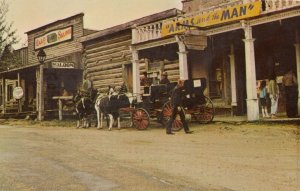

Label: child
[259,80,269,118]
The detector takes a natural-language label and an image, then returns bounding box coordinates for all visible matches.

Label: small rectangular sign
[193,79,201,87]
[51,62,75,69]
[35,26,73,50]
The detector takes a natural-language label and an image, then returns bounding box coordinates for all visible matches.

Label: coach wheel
[161,101,183,132]
[132,108,150,130]
[194,96,214,124]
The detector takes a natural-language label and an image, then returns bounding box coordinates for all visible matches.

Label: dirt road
[0,120,299,191]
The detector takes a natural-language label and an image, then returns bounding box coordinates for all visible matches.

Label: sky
[6,0,182,49]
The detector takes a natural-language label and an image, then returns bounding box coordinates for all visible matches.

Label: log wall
[84,32,132,93]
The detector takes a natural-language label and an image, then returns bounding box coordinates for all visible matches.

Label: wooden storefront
[132,0,300,120]
[80,9,180,94]
[0,13,94,119]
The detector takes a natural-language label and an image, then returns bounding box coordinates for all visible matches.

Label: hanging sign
[161,1,261,37]
[13,87,24,100]
[35,26,73,50]
[183,30,207,50]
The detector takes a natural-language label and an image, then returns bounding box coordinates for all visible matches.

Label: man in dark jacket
[166,79,193,135]
[160,72,170,84]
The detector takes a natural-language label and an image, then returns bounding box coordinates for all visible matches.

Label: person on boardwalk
[282,69,298,118]
[259,80,270,118]
[166,79,193,135]
[268,73,280,118]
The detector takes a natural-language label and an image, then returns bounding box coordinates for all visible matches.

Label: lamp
[37,49,46,63]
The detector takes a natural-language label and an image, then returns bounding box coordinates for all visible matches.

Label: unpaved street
[0,121,299,191]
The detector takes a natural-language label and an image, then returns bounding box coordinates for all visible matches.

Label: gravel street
[0,120,299,191]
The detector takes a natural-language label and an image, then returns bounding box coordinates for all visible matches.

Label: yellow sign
[161,1,261,37]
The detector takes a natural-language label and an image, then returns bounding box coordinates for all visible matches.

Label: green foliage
[0,0,19,71]
[0,45,22,71]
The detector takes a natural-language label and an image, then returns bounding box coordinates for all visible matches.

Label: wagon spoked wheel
[194,96,214,124]
[161,101,183,132]
[132,108,150,130]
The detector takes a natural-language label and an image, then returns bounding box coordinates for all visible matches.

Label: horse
[95,85,135,130]
[73,88,98,128]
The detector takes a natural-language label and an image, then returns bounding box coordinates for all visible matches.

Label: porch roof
[0,63,39,75]
[79,8,181,43]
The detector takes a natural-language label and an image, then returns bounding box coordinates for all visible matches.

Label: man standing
[166,79,193,135]
[268,73,279,118]
[282,69,298,118]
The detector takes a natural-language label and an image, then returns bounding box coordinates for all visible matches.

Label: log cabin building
[0,13,96,119]
[131,0,300,120]
[79,9,181,94]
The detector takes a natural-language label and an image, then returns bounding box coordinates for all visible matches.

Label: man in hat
[166,79,193,135]
[160,71,170,84]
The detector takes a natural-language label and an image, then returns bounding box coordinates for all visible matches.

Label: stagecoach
[120,78,215,131]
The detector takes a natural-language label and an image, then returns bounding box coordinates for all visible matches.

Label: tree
[0,0,19,71]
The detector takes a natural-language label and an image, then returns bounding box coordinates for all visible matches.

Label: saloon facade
[0,13,94,119]
[131,0,300,120]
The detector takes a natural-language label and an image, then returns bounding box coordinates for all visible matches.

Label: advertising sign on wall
[35,26,73,50]
[161,1,261,37]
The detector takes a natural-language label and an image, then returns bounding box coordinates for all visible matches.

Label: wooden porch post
[176,35,189,80]
[228,44,237,115]
[38,64,44,121]
[1,78,5,114]
[130,46,141,102]
[17,72,22,112]
[242,21,259,121]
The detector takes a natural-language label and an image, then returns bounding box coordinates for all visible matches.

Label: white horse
[95,86,136,130]
[95,86,116,130]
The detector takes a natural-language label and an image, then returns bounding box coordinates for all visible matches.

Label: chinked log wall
[84,32,180,93]
[161,59,180,82]
[138,59,180,82]
[85,33,132,93]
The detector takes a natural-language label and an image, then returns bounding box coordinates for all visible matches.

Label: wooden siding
[84,33,132,93]
[27,15,84,66]
[15,47,28,65]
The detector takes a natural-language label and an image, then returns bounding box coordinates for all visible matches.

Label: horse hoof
[97,127,103,130]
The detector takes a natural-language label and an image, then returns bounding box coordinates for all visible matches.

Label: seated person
[141,72,152,94]
[140,72,152,87]
[160,71,170,84]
